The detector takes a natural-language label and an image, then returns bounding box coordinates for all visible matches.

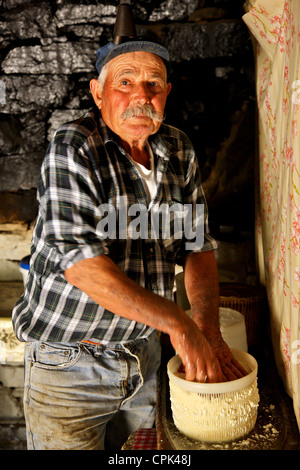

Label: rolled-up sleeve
[39,141,110,275]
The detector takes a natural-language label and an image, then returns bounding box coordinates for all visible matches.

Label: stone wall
[0,0,255,280]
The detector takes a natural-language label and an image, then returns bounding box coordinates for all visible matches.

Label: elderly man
[12,25,246,450]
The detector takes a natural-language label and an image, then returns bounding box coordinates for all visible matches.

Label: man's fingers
[181,354,209,383]
[222,364,238,381]
[221,359,248,381]
[178,356,245,384]
[196,367,207,383]
[183,354,224,384]
[231,357,248,376]
[183,360,197,382]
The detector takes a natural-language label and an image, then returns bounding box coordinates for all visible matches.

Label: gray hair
[98,63,109,87]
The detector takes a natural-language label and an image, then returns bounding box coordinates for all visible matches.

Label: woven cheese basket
[168,349,259,443]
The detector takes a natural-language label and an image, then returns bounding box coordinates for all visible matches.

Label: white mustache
[121,104,164,122]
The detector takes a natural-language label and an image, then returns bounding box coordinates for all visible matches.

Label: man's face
[91,51,171,146]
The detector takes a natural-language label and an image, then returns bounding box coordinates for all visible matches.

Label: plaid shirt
[12,110,217,344]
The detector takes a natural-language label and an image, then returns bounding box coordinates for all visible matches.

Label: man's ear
[90,79,103,109]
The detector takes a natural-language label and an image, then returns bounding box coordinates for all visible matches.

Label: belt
[81,340,102,346]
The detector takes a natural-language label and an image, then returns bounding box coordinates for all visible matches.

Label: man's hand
[173,322,248,383]
[169,316,224,383]
[207,333,248,381]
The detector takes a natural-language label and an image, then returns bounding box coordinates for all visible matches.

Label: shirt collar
[98,113,119,146]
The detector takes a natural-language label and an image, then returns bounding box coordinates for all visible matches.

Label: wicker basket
[219,283,267,348]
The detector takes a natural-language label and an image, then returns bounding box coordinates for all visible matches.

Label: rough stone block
[2,42,97,75]
[47,109,90,141]
[0,260,23,282]
[0,3,56,48]
[55,3,116,27]
[60,24,104,40]
[0,386,24,420]
[0,75,71,114]
[149,0,199,22]
[0,282,25,314]
[0,365,24,388]
[0,114,22,154]
[0,112,47,155]
[0,153,44,191]
[0,225,33,261]
[214,20,250,57]
[0,191,38,224]
[1,0,32,9]
[145,20,251,62]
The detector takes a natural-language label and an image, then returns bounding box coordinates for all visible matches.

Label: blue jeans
[23,332,161,450]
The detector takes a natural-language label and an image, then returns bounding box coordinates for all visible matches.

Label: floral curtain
[243,0,300,430]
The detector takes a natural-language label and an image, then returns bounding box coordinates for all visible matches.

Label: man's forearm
[184,250,221,339]
[64,253,187,336]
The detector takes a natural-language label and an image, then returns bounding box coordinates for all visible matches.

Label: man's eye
[148,81,164,90]
[121,80,130,86]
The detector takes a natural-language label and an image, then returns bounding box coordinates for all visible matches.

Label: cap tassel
[113,0,137,45]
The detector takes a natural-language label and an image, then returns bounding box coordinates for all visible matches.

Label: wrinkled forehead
[106,51,168,81]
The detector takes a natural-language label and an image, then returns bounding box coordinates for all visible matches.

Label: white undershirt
[130,143,157,202]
